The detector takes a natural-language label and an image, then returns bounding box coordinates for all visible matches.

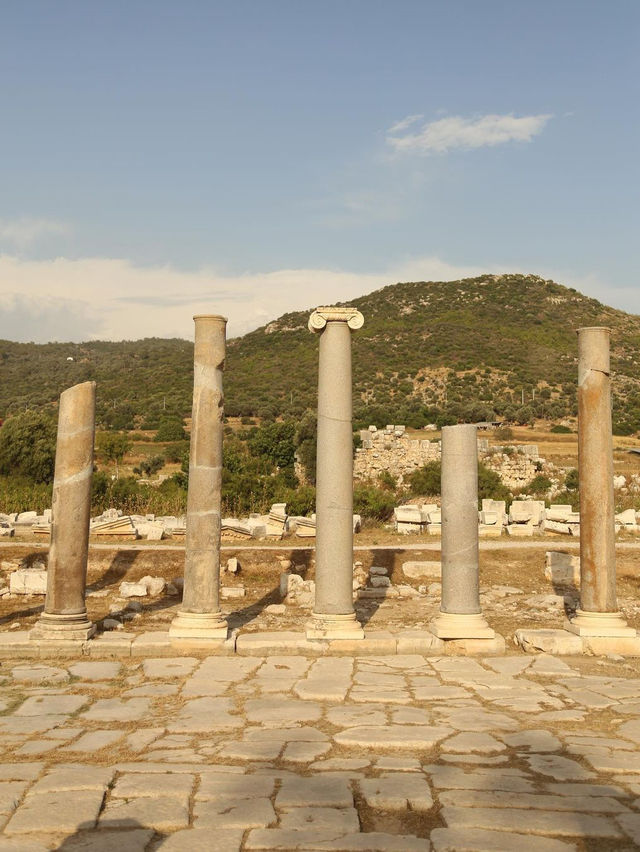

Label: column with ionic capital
[170,315,228,641]
[31,381,96,641]
[431,424,494,639]
[307,306,364,639]
[567,327,635,637]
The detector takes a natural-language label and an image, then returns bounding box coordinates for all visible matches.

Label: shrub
[477,463,511,504]
[494,426,514,441]
[378,471,397,491]
[525,474,553,495]
[565,468,579,490]
[408,462,441,496]
[0,410,57,484]
[353,484,396,521]
[163,441,189,463]
[550,424,572,434]
[155,418,187,442]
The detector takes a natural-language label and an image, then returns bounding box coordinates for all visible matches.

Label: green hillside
[2,274,640,434]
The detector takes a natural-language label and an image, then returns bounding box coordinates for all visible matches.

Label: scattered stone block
[9,570,47,595]
[545,551,580,586]
[402,561,441,579]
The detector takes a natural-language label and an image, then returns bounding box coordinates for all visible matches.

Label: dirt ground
[1,536,639,655]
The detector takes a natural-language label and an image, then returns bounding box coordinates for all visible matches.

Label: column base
[565,609,636,637]
[306,612,365,640]
[430,611,495,640]
[169,611,228,641]
[30,612,96,642]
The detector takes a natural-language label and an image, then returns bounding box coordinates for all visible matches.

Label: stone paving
[0,653,639,849]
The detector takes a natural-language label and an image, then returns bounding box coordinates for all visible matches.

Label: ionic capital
[308,306,364,333]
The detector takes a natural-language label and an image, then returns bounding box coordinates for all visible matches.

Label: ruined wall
[353,425,553,490]
[353,426,440,483]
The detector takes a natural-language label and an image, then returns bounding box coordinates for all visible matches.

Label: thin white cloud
[0,252,632,345]
[387,114,423,134]
[387,113,552,155]
[0,218,71,250]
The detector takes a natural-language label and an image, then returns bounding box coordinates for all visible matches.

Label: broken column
[31,381,97,640]
[170,315,228,641]
[306,306,364,639]
[431,424,494,639]
[566,327,634,637]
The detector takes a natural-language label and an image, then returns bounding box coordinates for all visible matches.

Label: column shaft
[567,327,633,636]
[431,424,494,639]
[307,306,364,639]
[314,322,355,615]
[170,315,228,640]
[32,381,96,640]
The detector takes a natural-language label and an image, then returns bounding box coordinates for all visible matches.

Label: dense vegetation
[2,274,640,435]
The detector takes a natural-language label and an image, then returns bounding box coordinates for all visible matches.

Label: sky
[0,0,638,342]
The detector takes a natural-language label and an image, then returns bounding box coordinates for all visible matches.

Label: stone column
[307,306,364,639]
[31,381,96,641]
[431,424,494,639]
[169,315,228,640]
[567,327,634,636]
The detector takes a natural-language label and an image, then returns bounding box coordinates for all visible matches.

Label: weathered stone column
[307,306,364,640]
[31,381,96,641]
[169,315,228,641]
[431,424,494,639]
[567,327,634,637]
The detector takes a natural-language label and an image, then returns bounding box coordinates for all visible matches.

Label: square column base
[306,612,365,640]
[430,611,495,640]
[565,609,636,637]
[30,613,96,642]
[169,611,228,641]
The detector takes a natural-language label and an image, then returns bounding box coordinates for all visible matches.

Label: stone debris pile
[392,497,640,537]
[355,424,440,482]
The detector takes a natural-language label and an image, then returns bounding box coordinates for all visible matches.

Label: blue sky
[0,0,638,341]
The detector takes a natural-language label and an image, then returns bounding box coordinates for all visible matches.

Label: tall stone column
[431,424,494,639]
[169,315,228,641]
[307,306,364,640]
[31,381,96,641]
[567,327,634,637]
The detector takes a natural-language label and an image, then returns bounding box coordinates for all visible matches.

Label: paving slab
[4,789,106,834]
[430,827,577,851]
[99,795,189,831]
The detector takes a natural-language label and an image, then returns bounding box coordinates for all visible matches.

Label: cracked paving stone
[80,697,151,722]
[0,764,43,782]
[359,776,433,811]
[326,705,387,728]
[169,697,243,732]
[284,740,331,762]
[279,806,360,834]
[62,730,124,751]
[430,827,576,852]
[14,694,87,716]
[112,772,195,798]
[143,657,199,678]
[526,754,595,781]
[193,797,276,828]
[334,725,452,750]
[100,795,189,831]
[29,764,114,795]
[437,789,630,813]
[196,773,276,800]
[160,828,244,851]
[442,732,506,754]
[11,665,69,684]
[245,698,322,725]
[425,765,536,793]
[67,661,121,681]
[59,829,154,851]
[440,806,623,838]
[277,776,353,808]
[502,730,562,752]
[4,789,106,834]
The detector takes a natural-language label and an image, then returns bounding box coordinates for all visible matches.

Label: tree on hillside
[96,431,132,480]
[0,410,57,483]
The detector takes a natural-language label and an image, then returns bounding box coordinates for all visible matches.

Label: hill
[2,274,640,434]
